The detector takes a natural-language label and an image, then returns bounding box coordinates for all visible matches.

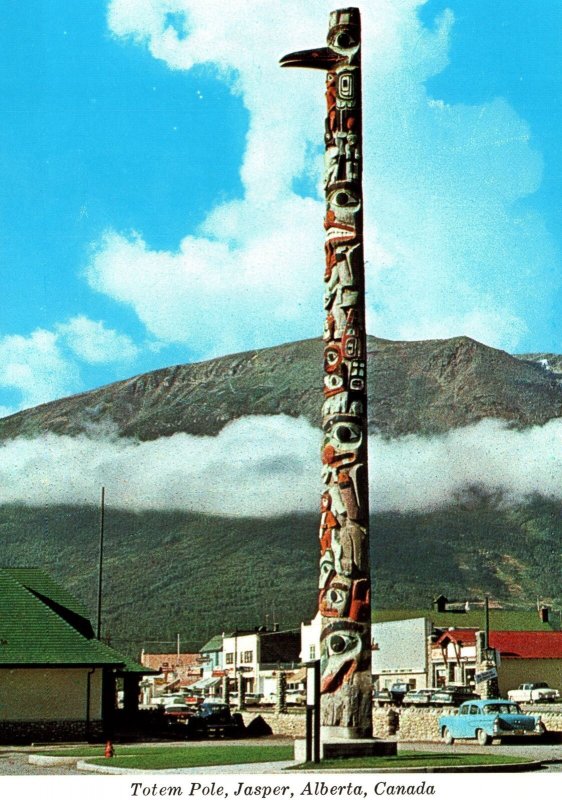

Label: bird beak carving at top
[279,47,343,71]
[279,7,360,71]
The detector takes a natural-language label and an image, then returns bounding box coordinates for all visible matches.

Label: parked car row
[373,684,479,707]
[227,689,306,707]
[163,700,245,738]
[259,690,306,706]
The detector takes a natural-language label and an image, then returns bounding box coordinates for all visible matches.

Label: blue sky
[1,0,561,416]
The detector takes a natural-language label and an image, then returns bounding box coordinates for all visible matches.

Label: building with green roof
[0,568,153,743]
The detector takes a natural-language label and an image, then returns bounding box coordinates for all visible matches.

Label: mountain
[0,335,561,654]
[1,335,561,442]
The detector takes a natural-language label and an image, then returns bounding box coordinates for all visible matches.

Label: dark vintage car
[389,682,412,704]
[431,686,480,707]
[372,688,392,706]
[372,683,412,706]
[402,689,438,706]
[187,701,246,738]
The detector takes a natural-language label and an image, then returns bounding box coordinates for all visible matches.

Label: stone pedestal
[294,737,397,763]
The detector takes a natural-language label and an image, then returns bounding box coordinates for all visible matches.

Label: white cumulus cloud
[86,0,560,358]
[0,317,140,416]
[0,330,81,412]
[57,315,140,364]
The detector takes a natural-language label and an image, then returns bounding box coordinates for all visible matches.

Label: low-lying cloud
[1,415,561,516]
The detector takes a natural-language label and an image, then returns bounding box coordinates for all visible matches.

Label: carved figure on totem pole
[281,8,372,738]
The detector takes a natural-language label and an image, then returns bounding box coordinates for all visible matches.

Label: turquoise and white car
[439,699,546,745]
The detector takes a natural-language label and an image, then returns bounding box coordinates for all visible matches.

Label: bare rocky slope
[1,335,561,441]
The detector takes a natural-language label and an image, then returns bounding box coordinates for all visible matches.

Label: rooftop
[434,629,562,659]
[490,631,562,659]
[141,652,202,670]
[0,567,151,672]
[373,608,557,631]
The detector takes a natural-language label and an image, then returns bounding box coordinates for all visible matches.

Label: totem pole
[281,8,372,738]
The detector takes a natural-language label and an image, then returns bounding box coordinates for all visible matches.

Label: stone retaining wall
[538,711,562,732]
[247,707,562,741]
[242,711,306,738]
[395,708,442,741]
[0,720,103,744]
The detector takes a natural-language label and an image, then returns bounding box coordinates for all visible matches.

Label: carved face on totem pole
[281,8,372,735]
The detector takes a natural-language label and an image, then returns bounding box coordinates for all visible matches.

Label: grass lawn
[72,745,293,770]
[36,745,166,758]
[32,745,536,771]
[293,751,533,770]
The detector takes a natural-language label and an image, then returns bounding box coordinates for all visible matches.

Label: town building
[139,650,203,705]
[222,627,300,697]
[372,617,432,690]
[0,568,151,743]
[432,628,562,695]
[302,601,560,693]
[199,634,224,675]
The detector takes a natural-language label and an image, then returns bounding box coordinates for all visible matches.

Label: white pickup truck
[507,682,560,703]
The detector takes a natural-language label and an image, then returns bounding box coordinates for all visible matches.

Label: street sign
[475,668,498,683]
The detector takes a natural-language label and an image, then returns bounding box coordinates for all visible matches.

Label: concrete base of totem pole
[294,736,397,763]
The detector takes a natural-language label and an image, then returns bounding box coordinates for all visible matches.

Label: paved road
[0,750,82,776]
[399,740,562,772]
[1,739,561,775]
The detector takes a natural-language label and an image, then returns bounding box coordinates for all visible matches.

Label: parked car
[244,692,263,705]
[163,702,196,723]
[175,694,204,707]
[439,699,546,745]
[286,689,306,706]
[507,683,560,704]
[372,688,392,707]
[158,693,188,707]
[228,692,262,706]
[403,689,437,706]
[389,682,412,705]
[372,682,412,706]
[187,701,245,738]
[431,686,479,707]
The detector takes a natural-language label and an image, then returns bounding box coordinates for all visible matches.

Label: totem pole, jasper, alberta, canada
[281,8,372,739]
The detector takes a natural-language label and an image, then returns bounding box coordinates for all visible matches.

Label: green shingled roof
[0,568,151,670]
[200,634,223,653]
[3,568,91,621]
[372,608,557,631]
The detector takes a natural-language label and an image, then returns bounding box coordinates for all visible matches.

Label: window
[242,651,253,664]
[225,653,234,665]
[309,646,316,660]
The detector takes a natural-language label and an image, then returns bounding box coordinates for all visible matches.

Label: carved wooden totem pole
[281,8,372,738]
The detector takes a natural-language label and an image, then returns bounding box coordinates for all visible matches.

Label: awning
[189,676,222,690]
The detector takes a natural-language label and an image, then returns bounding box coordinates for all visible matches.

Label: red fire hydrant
[104,740,114,758]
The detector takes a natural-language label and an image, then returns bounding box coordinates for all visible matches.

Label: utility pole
[96,486,105,640]
[281,7,372,739]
